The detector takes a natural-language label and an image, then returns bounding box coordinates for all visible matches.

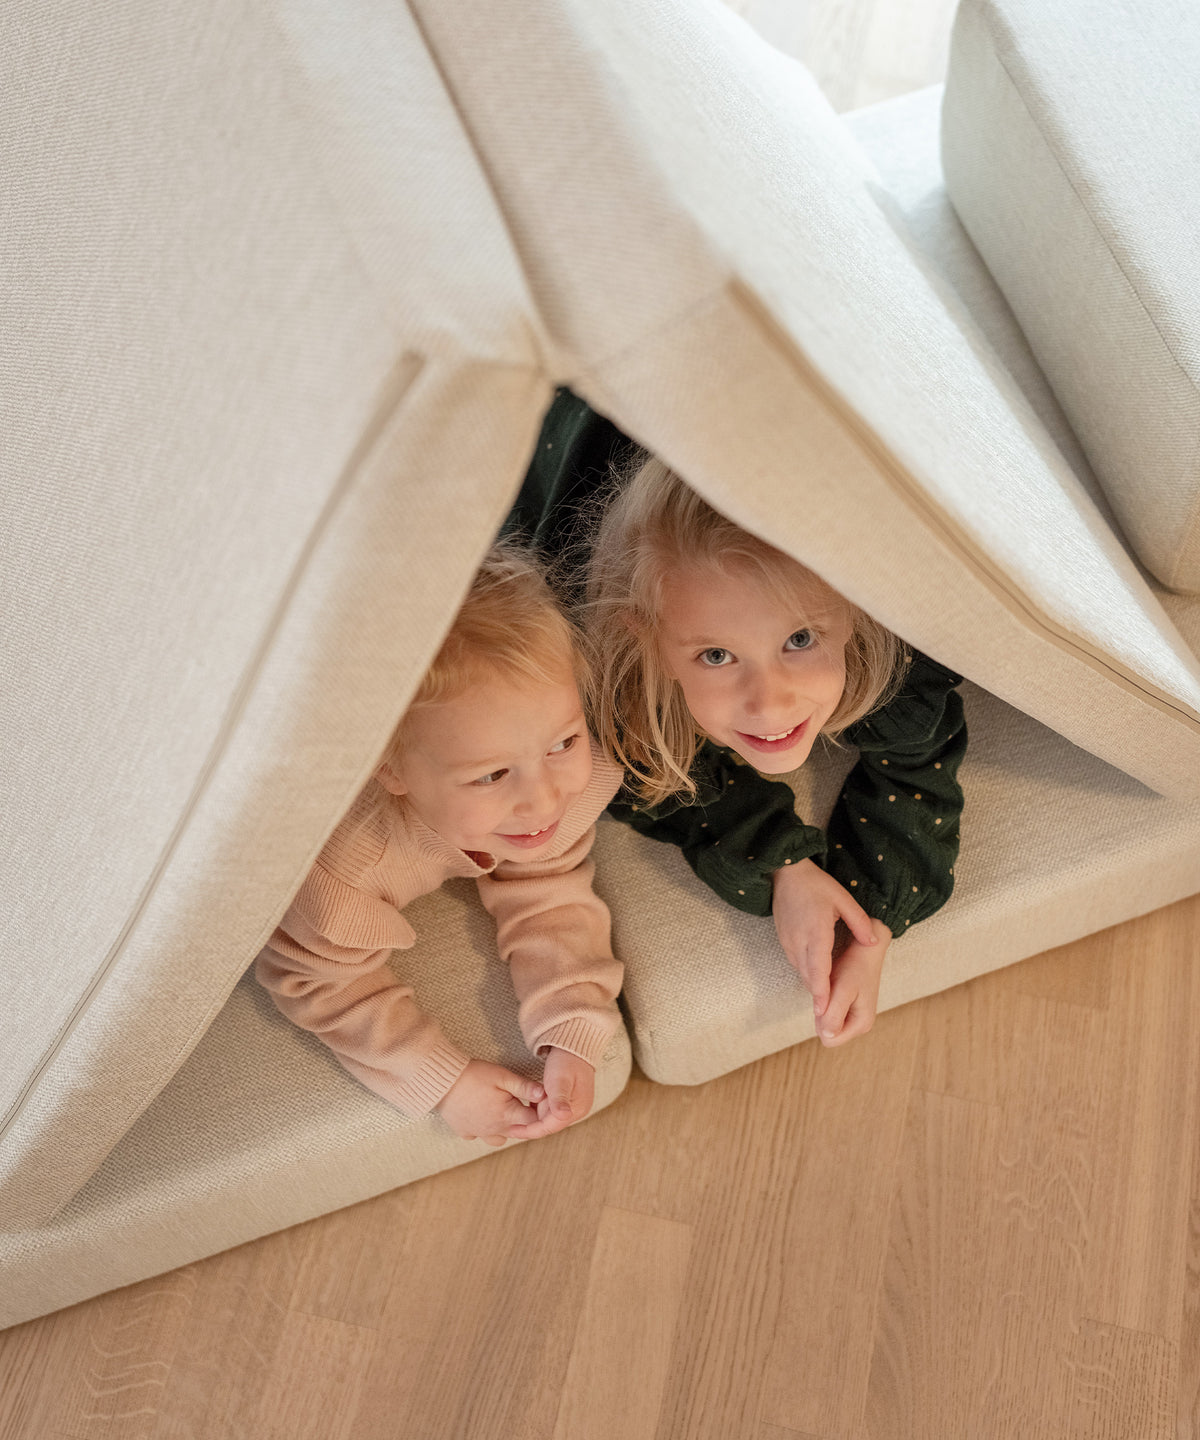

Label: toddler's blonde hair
[386,541,588,765]
[586,458,908,805]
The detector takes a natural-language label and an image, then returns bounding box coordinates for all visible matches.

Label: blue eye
[785,630,814,651]
[700,648,732,667]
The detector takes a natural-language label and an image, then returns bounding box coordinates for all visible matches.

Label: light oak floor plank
[551,1207,693,1440]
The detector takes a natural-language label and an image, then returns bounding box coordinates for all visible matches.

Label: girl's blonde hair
[386,541,588,765]
[586,458,908,805]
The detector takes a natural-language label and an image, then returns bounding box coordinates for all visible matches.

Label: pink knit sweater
[257,743,624,1117]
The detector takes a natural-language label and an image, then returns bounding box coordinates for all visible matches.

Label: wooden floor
[6,3,1199,1438]
[3,897,1199,1439]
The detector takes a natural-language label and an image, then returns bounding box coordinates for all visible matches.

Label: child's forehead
[407,666,583,765]
[662,554,840,623]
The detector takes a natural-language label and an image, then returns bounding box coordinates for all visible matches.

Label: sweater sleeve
[607,742,827,917]
[823,651,967,934]
[256,862,471,1117]
[474,824,623,1067]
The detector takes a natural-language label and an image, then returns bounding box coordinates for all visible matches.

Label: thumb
[548,1074,575,1118]
[836,891,876,949]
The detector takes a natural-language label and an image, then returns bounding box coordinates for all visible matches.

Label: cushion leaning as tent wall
[412,0,1200,799]
[0,0,559,1228]
[941,0,1200,594]
[595,81,1200,1087]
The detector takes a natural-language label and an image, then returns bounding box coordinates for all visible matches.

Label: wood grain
[551,1207,692,1440]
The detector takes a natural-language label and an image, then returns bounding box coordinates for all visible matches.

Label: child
[257,543,625,1146]
[512,389,966,1048]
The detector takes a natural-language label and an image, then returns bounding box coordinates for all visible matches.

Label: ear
[374,757,408,796]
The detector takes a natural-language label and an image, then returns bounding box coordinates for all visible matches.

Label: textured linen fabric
[606,681,1200,1086]
[844,85,1200,717]
[259,747,624,1115]
[0,887,632,1331]
[941,0,1200,592]
[1,0,552,1226]
[610,78,1200,1089]
[413,0,1200,797]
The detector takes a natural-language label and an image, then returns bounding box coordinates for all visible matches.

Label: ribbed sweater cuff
[391,1041,472,1118]
[533,1014,617,1068]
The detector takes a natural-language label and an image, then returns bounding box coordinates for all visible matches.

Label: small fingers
[835,892,876,949]
[817,980,854,1045]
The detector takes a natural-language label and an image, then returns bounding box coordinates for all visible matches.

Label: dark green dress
[504,388,966,935]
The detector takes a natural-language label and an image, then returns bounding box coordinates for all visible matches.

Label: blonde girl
[508,389,966,1046]
[258,542,624,1146]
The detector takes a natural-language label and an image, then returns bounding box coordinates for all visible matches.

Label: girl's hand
[818,921,891,1046]
[508,1048,596,1140]
[435,1060,545,1146]
[771,858,875,1022]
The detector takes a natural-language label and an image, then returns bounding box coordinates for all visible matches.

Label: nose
[745,661,800,725]
[513,769,561,825]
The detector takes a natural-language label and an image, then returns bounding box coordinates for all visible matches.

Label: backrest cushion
[0,0,549,1225]
[414,0,1200,794]
[941,0,1200,593]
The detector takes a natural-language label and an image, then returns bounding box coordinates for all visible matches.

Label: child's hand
[435,1060,546,1146]
[817,921,891,1047]
[509,1048,596,1140]
[772,858,876,1022]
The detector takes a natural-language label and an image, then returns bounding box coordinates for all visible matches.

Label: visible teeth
[755,729,794,741]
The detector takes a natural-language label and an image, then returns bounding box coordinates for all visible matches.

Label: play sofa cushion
[942,0,1200,593]
[0,882,632,1330]
[607,77,1200,1090]
[414,0,1200,798]
[0,0,552,1227]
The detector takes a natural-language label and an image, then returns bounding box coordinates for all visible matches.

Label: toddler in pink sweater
[258,544,624,1146]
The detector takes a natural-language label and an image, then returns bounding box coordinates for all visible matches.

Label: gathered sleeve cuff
[824,651,967,934]
[608,743,826,917]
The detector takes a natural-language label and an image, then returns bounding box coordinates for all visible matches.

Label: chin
[738,742,816,774]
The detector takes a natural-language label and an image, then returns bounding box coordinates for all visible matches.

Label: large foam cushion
[0,0,551,1226]
[0,881,632,1329]
[413,0,1200,799]
[606,81,1200,1089]
[941,0,1200,592]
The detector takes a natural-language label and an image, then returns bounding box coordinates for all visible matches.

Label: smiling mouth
[496,819,561,845]
[735,721,808,752]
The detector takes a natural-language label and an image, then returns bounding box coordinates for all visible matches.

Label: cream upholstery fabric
[414,0,1200,803]
[609,82,1200,1088]
[1,0,551,1226]
[942,0,1200,592]
[848,86,1200,677]
[0,882,632,1330]
[606,681,1200,1087]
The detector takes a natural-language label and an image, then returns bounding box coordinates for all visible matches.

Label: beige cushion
[611,80,1200,1089]
[607,681,1200,1086]
[0,881,632,1330]
[1,0,551,1226]
[942,0,1200,592]
[414,0,1200,802]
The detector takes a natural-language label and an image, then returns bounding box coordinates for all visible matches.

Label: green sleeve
[608,743,826,917]
[824,652,966,935]
[500,387,637,602]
